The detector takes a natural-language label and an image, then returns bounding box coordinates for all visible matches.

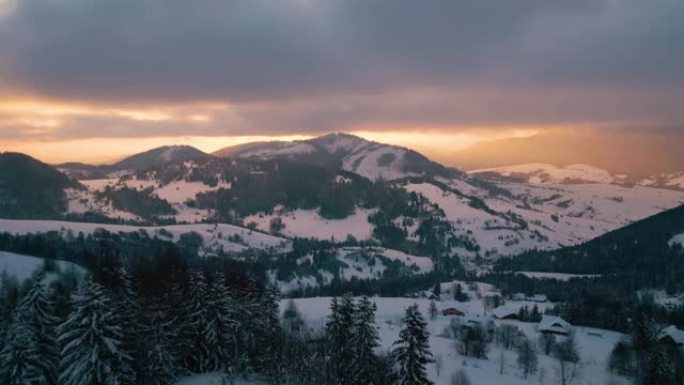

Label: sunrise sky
[0,0,682,169]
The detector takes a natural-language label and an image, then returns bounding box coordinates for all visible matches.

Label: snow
[517,272,601,281]
[407,179,684,259]
[174,373,264,385]
[343,146,420,181]
[470,163,618,184]
[0,251,84,286]
[669,232,684,248]
[0,219,290,254]
[244,208,376,241]
[285,295,629,385]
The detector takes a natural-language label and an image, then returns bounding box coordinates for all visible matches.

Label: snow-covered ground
[669,232,684,248]
[471,163,620,184]
[285,294,629,385]
[405,180,684,258]
[244,208,376,241]
[517,272,601,281]
[0,251,85,287]
[0,219,290,254]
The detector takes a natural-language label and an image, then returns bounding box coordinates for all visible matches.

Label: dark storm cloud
[0,0,683,138]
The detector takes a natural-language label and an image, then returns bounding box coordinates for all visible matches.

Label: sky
[0,0,682,166]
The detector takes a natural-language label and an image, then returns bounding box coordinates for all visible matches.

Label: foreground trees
[392,304,433,385]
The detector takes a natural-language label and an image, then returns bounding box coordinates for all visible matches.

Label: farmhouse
[492,306,518,320]
[511,293,526,301]
[530,294,548,303]
[442,307,465,317]
[538,315,572,335]
[658,325,684,347]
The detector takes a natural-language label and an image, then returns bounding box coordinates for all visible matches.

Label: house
[530,294,548,303]
[538,315,572,335]
[658,325,684,347]
[511,293,526,301]
[492,306,519,320]
[442,307,465,317]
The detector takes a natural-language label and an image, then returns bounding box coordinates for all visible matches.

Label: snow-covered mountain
[58,145,210,179]
[469,163,626,185]
[214,133,457,181]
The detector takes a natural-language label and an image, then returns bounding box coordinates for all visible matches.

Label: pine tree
[203,273,239,373]
[57,279,132,385]
[0,318,34,385]
[352,296,380,385]
[0,280,59,385]
[392,304,433,385]
[283,299,305,336]
[325,295,356,385]
[180,271,211,372]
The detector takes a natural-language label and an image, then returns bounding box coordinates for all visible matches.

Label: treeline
[0,252,281,385]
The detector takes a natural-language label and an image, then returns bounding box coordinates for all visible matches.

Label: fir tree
[0,279,59,385]
[57,279,132,385]
[203,273,239,373]
[180,271,210,372]
[428,300,438,321]
[282,299,305,336]
[325,295,356,385]
[392,304,433,385]
[352,296,380,385]
[0,319,34,385]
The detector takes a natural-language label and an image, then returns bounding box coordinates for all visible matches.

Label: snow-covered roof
[530,294,548,302]
[658,325,684,345]
[492,306,518,319]
[538,315,572,334]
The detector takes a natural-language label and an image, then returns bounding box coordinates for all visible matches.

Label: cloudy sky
[0,0,682,164]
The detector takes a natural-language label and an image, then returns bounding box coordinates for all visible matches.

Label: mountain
[470,163,684,191]
[450,130,684,177]
[0,152,80,218]
[495,203,684,277]
[214,133,458,181]
[112,145,209,171]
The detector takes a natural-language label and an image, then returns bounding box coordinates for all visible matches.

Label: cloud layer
[0,0,683,139]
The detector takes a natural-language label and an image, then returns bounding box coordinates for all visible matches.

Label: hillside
[214,133,457,181]
[0,152,79,219]
[495,203,684,277]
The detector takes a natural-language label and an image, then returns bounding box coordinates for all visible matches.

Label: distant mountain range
[3,133,684,263]
[213,133,458,181]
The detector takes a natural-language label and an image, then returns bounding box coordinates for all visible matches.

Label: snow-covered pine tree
[249,283,282,373]
[0,317,34,385]
[141,312,180,385]
[203,273,239,373]
[325,295,356,385]
[351,296,380,385]
[0,278,59,385]
[57,278,132,385]
[392,304,433,385]
[179,271,211,373]
[283,299,305,336]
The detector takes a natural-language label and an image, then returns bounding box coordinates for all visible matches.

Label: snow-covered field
[285,294,629,385]
[0,251,85,287]
[517,272,601,281]
[471,163,620,184]
[670,232,684,248]
[0,219,290,254]
[244,208,376,241]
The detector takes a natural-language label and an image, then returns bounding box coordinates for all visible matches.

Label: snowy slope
[470,163,620,184]
[0,219,290,254]
[405,180,684,258]
[214,133,454,181]
[244,207,376,241]
[0,251,85,286]
[640,171,684,190]
[671,232,684,248]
